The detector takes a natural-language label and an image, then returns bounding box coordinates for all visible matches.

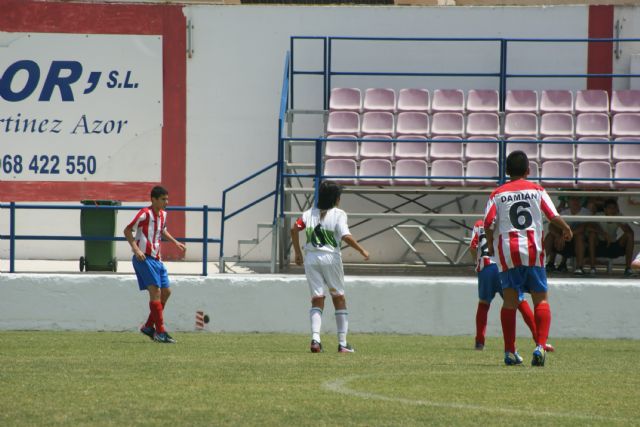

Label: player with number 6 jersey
[483,151,571,367]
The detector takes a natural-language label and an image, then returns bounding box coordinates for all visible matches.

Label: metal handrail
[0,203,222,276]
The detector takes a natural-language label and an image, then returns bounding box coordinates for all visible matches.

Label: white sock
[310,307,322,342]
[335,309,348,346]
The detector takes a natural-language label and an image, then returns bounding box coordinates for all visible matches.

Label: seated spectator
[589,199,635,276]
[632,252,640,272]
[545,196,593,274]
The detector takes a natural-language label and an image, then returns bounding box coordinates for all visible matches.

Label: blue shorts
[132,256,169,291]
[478,264,526,303]
[478,264,502,303]
[500,266,548,294]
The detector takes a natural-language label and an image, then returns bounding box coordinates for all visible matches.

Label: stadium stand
[321,88,640,188]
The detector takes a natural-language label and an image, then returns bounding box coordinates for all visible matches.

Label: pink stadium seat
[466,89,499,113]
[466,112,500,137]
[323,158,357,185]
[612,113,640,138]
[540,113,574,138]
[577,161,612,189]
[613,137,640,162]
[397,88,430,113]
[394,159,429,186]
[541,137,574,161]
[363,88,396,112]
[359,158,392,186]
[324,135,358,159]
[576,137,610,161]
[465,160,499,186]
[541,161,575,188]
[529,161,540,181]
[540,90,573,113]
[327,111,360,135]
[506,137,540,162]
[396,112,429,136]
[505,90,538,113]
[614,161,640,188]
[430,159,464,186]
[611,90,640,114]
[432,89,465,113]
[575,90,609,114]
[361,111,394,136]
[429,136,463,160]
[465,137,499,160]
[395,135,428,160]
[329,88,361,112]
[504,113,538,137]
[575,113,610,138]
[431,112,464,137]
[360,135,393,160]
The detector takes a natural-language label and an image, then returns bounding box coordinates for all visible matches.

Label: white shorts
[304,251,345,297]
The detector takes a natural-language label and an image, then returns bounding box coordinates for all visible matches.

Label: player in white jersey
[483,151,572,366]
[470,220,554,353]
[291,181,369,353]
[124,186,186,344]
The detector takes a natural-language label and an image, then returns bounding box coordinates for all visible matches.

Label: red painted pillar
[587,5,614,94]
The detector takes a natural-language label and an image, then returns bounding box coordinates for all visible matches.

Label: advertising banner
[0,33,163,182]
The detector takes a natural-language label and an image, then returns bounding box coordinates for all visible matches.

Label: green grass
[0,332,638,426]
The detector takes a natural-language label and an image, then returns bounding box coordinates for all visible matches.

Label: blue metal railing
[279,137,640,189]
[0,203,222,276]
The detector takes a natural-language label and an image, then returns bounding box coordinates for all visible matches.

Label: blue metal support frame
[0,203,222,276]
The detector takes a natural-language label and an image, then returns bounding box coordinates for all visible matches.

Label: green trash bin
[80,200,121,272]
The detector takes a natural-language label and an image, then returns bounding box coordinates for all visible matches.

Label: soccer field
[1,332,638,426]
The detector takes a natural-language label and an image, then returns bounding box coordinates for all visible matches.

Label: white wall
[1,273,639,339]
[1,4,618,264]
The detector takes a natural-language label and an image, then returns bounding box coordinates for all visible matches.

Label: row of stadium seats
[326,111,640,139]
[330,88,640,114]
[324,135,640,162]
[324,158,640,188]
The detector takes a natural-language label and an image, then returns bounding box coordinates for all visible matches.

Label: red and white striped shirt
[127,207,167,260]
[483,179,558,272]
[470,219,495,272]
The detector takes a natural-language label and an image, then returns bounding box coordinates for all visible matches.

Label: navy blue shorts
[132,256,169,291]
[500,266,548,294]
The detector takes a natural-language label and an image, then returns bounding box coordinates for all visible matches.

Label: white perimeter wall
[6,4,640,263]
[1,273,639,339]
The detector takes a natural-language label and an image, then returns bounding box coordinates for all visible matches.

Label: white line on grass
[322,375,629,422]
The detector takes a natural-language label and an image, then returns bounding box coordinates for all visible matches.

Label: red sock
[518,300,537,343]
[149,300,166,333]
[475,303,490,345]
[500,307,517,353]
[534,301,551,347]
[145,301,165,328]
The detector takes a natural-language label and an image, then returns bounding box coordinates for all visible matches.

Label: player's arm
[550,216,573,241]
[469,246,478,262]
[162,229,186,252]
[290,221,304,266]
[342,234,369,260]
[124,224,146,261]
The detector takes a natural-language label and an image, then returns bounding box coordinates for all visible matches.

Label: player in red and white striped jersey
[124,186,186,344]
[483,151,571,366]
[470,220,554,353]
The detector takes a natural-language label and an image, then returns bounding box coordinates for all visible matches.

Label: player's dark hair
[506,150,529,177]
[604,198,618,209]
[151,185,168,199]
[316,180,342,210]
